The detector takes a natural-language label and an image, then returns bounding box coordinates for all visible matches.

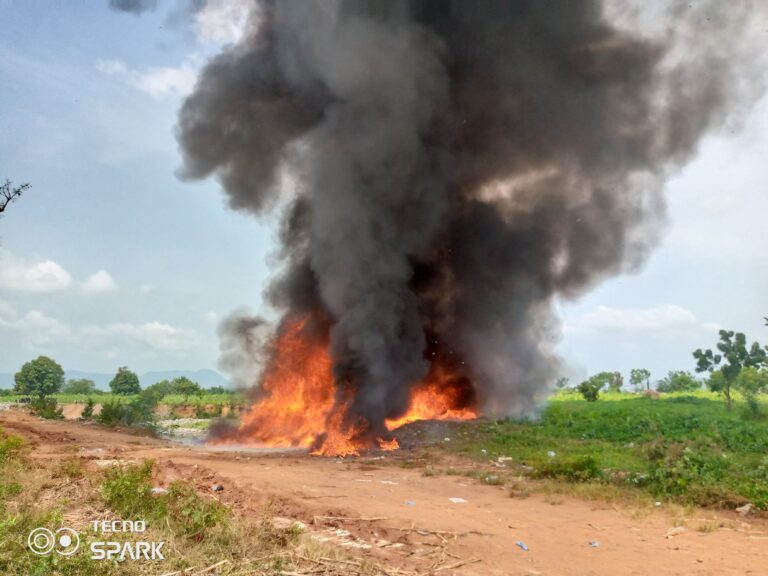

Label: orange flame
[212,313,477,456]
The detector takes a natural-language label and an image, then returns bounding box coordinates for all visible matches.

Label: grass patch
[0,427,361,576]
[449,391,768,509]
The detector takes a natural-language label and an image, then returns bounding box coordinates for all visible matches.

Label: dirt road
[2,410,766,576]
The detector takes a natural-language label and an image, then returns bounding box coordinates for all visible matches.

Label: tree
[0,179,30,215]
[630,368,651,391]
[555,377,570,389]
[62,378,97,395]
[13,356,65,398]
[656,370,700,393]
[143,379,174,402]
[734,366,768,416]
[606,371,624,392]
[207,385,228,395]
[576,375,606,402]
[171,377,202,400]
[109,367,141,395]
[694,330,766,410]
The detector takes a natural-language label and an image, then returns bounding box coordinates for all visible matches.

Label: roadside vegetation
[0,357,245,431]
[0,427,349,576]
[447,390,768,510]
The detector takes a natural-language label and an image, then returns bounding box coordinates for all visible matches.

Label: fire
[377,437,400,451]
[211,313,477,456]
[384,367,478,431]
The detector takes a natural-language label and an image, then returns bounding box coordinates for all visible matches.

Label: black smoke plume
[177,1,765,441]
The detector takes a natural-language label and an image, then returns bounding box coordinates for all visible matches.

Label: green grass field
[450,390,768,509]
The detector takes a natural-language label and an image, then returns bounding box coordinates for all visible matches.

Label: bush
[97,394,156,429]
[577,379,603,402]
[102,460,228,539]
[535,456,603,482]
[656,371,701,393]
[0,431,25,463]
[30,397,63,420]
[644,443,730,500]
[81,397,95,419]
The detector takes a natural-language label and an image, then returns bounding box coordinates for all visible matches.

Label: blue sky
[1,1,766,385]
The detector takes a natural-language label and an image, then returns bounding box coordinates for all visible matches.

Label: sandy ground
[1,409,766,576]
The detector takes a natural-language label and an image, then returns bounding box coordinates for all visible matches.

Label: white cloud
[194,0,253,44]
[0,248,72,293]
[81,270,117,294]
[94,59,128,76]
[96,58,198,100]
[83,321,202,353]
[204,311,220,323]
[565,304,719,336]
[0,298,201,358]
[139,284,154,295]
[0,299,71,346]
[132,62,198,99]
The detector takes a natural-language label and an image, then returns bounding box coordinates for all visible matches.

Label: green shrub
[102,461,228,540]
[81,396,95,419]
[30,397,63,420]
[535,455,603,482]
[97,394,156,429]
[576,380,603,402]
[0,431,25,463]
[102,460,162,519]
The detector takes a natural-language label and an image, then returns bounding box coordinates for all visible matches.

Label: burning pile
[215,311,477,456]
[176,1,765,455]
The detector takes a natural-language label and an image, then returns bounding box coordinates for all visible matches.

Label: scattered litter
[150,487,168,495]
[654,501,662,507]
[443,437,451,442]
[93,459,134,467]
[405,500,417,506]
[314,528,372,550]
[665,527,686,539]
[448,497,468,504]
[497,457,513,463]
[736,503,754,516]
[481,449,487,454]
[211,484,224,492]
[380,480,399,485]
[547,451,556,458]
[588,541,600,548]
[515,541,529,551]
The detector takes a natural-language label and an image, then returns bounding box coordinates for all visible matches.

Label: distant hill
[0,368,230,391]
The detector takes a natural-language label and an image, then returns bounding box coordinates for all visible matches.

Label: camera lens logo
[28,527,80,556]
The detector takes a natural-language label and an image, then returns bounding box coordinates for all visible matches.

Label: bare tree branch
[0,179,30,214]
